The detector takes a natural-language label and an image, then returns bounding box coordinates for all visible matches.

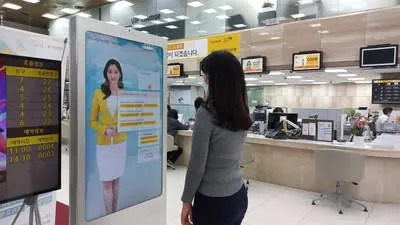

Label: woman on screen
[90,59,127,214]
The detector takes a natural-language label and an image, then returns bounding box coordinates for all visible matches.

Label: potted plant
[350,116,367,146]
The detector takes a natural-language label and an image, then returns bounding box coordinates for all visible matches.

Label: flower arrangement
[350,116,367,136]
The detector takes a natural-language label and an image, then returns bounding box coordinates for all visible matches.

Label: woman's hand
[181,203,193,225]
[105,126,117,137]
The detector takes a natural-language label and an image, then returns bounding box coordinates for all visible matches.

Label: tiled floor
[58,150,400,225]
[167,167,400,225]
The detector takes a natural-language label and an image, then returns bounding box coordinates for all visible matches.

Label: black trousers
[167,147,183,163]
[192,185,248,225]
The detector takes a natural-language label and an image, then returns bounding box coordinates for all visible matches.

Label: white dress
[96,95,127,182]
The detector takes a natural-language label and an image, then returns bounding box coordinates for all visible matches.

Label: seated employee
[376,107,393,133]
[167,109,189,164]
[270,107,284,130]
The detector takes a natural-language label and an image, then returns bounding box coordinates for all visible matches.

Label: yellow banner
[208,33,240,56]
[7,134,59,148]
[6,66,59,79]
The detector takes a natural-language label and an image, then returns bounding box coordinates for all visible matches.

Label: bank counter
[175,130,400,204]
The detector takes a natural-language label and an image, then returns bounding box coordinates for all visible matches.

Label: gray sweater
[181,107,246,203]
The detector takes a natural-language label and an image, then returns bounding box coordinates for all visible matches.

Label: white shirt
[375,114,390,132]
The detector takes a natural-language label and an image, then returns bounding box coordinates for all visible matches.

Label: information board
[167,63,183,78]
[372,79,400,104]
[292,51,322,71]
[242,56,266,74]
[0,54,61,203]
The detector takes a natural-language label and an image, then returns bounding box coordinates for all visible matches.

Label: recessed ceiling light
[188,76,197,79]
[77,12,92,18]
[160,9,174,14]
[133,24,145,28]
[134,15,148,20]
[173,83,185,85]
[270,36,281,40]
[164,18,176,22]
[298,0,314,4]
[2,3,22,10]
[107,21,120,25]
[355,81,371,84]
[287,76,303,79]
[348,77,365,81]
[204,8,217,14]
[247,84,257,86]
[310,23,321,27]
[190,20,202,25]
[187,1,204,8]
[176,15,189,20]
[291,13,306,19]
[260,80,274,83]
[197,30,207,33]
[301,80,315,82]
[259,32,270,36]
[336,73,357,77]
[276,83,289,85]
[269,71,284,75]
[61,8,79,14]
[42,13,59,19]
[219,5,233,11]
[216,15,229,20]
[245,77,258,81]
[114,0,134,8]
[166,25,178,29]
[313,82,328,85]
[233,24,247,28]
[318,30,329,34]
[107,0,117,2]
[22,0,40,3]
[325,68,347,73]
[151,20,163,24]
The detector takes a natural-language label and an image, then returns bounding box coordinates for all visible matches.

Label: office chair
[240,144,254,185]
[312,149,368,214]
[167,135,178,170]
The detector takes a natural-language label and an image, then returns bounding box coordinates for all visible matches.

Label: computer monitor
[267,113,298,130]
[253,112,267,122]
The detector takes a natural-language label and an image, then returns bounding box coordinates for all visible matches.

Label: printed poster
[208,33,240,56]
[167,39,207,60]
[85,31,163,221]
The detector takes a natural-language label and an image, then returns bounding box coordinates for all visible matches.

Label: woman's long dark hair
[200,51,252,131]
[101,59,124,99]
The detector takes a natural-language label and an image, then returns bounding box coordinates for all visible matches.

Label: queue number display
[0,54,61,204]
[372,79,400,104]
[292,51,322,71]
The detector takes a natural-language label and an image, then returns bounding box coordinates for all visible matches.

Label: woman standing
[181,51,252,225]
[90,59,127,214]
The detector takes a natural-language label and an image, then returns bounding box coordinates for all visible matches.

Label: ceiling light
[291,13,306,19]
[175,80,184,83]
[166,25,178,29]
[188,76,197,79]
[107,21,120,25]
[133,24,145,28]
[336,73,357,77]
[348,77,365,81]
[61,8,79,14]
[301,80,315,82]
[160,9,174,14]
[259,32,270,36]
[134,15,148,20]
[187,1,204,8]
[197,30,207,33]
[245,77,258,81]
[22,0,40,3]
[2,3,22,10]
[270,36,281,40]
[173,83,185,86]
[77,12,92,18]
[141,31,149,34]
[325,68,347,73]
[310,23,321,27]
[190,20,202,25]
[287,76,303,79]
[313,82,328,85]
[176,15,189,20]
[276,83,289,85]
[260,80,274,83]
[42,13,59,19]
[107,0,118,2]
[269,71,284,75]
[219,5,233,11]
[151,20,163,24]
[247,84,257,86]
[161,36,169,40]
[233,24,247,28]
[318,30,329,34]
[216,15,229,20]
[355,81,372,84]
[204,8,217,14]
[298,0,314,4]
[164,18,176,22]
[114,0,134,8]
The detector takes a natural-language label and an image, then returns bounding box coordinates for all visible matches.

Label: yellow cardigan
[90,89,127,145]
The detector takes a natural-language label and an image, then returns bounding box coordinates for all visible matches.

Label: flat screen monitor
[267,113,298,130]
[242,56,267,74]
[167,63,184,78]
[292,51,322,71]
[253,112,267,122]
[372,79,400,104]
[0,54,61,203]
[360,45,398,68]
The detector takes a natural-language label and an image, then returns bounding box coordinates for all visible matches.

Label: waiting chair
[312,149,368,214]
[240,144,254,185]
[167,135,178,170]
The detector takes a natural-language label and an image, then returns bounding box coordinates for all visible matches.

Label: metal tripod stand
[11,195,42,225]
